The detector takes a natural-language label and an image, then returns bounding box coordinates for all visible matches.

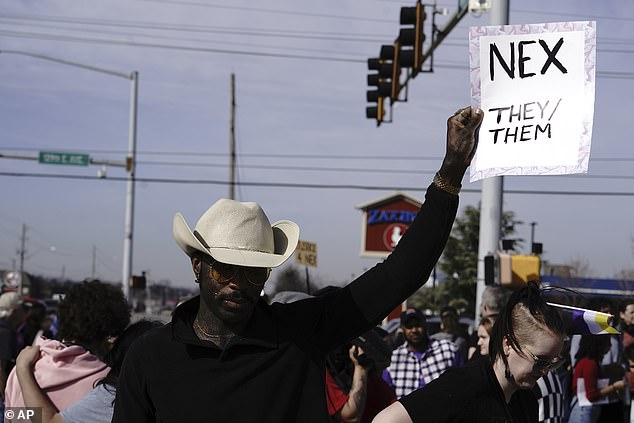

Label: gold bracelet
[433,172,461,195]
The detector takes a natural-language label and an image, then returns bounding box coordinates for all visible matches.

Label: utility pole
[0,50,137,300]
[122,70,139,303]
[18,223,26,295]
[475,0,508,321]
[229,73,236,200]
[92,245,97,279]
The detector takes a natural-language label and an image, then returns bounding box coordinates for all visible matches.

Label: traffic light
[484,255,495,286]
[130,274,147,290]
[399,0,426,74]
[366,58,386,123]
[366,44,400,124]
[499,252,540,289]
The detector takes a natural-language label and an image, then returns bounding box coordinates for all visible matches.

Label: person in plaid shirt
[383,308,462,398]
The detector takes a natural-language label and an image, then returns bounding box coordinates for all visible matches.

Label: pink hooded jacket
[4,337,110,410]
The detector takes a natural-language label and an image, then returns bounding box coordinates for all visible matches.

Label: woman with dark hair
[373,282,565,423]
[5,280,130,409]
[14,319,163,423]
[568,335,626,423]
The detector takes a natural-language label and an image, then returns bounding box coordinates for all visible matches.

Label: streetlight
[0,49,138,301]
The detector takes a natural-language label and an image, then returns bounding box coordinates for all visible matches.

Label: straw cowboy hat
[173,199,299,268]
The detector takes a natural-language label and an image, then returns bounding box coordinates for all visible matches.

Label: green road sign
[38,151,90,166]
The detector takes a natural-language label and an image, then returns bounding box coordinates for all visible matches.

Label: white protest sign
[469,21,596,182]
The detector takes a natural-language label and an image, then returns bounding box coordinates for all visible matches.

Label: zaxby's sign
[357,192,422,258]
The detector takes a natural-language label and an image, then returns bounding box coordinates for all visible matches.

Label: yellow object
[499,253,540,288]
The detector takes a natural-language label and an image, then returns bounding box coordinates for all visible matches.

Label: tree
[431,204,522,316]
[615,235,634,282]
[565,255,595,278]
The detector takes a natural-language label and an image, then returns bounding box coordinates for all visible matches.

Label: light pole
[475,0,509,321]
[0,49,138,301]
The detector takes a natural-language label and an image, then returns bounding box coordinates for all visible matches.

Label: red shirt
[325,370,396,423]
[572,357,602,402]
[623,332,634,349]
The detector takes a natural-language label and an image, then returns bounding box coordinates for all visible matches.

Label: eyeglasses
[522,346,564,372]
[206,259,271,287]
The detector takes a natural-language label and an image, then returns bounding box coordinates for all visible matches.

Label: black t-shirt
[400,359,537,423]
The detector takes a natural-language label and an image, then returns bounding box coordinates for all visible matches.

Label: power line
[514,8,634,23]
[2,28,633,79]
[4,148,634,162]
[0,29,367,63]
[2,152,634,180]
[0,20,378,57]
[2,171,634,196]
[0,14,388,42]
[132,160,634,181]
[137,0,396,24]
[2,15,630,51]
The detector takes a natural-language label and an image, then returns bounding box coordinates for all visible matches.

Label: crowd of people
[2,283,633,423]
[0,106,631,422]
[371,290,634,423]
[0,281,162,423]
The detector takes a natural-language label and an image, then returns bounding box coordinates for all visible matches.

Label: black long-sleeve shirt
[112,183,458,423]
[400,359,537,423]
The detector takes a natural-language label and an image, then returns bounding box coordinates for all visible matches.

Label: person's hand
[16,345,41,371]
[349,345,365,368]
[613,380,626,391]
[438,106,484,187]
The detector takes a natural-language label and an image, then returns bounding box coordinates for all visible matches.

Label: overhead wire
[513,8,634,23]
[1,27,632,78]
[0,29,367,63]
[133,161,634,181]
[1,17,629,54]
[4,147,634,162]
[0,14,389,42]
[1,171,633,196]
[0,20,379,57]
[137,0,396,24]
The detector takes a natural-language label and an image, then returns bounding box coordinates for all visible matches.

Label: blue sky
[0,0,632,291]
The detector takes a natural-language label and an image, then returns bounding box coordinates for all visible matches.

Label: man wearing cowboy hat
[113,106,483,423]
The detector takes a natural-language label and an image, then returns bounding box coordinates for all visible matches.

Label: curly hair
[57,280,130,348]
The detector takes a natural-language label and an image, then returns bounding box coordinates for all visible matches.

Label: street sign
[39,151,90,166]
[296,240,317,267]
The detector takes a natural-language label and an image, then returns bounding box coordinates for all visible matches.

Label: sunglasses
[206,259,271,287]
[522,346,564,372]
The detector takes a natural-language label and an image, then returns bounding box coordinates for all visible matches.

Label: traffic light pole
[398,2,469,93]
[474,0,509,322]
[365,1,469,125]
